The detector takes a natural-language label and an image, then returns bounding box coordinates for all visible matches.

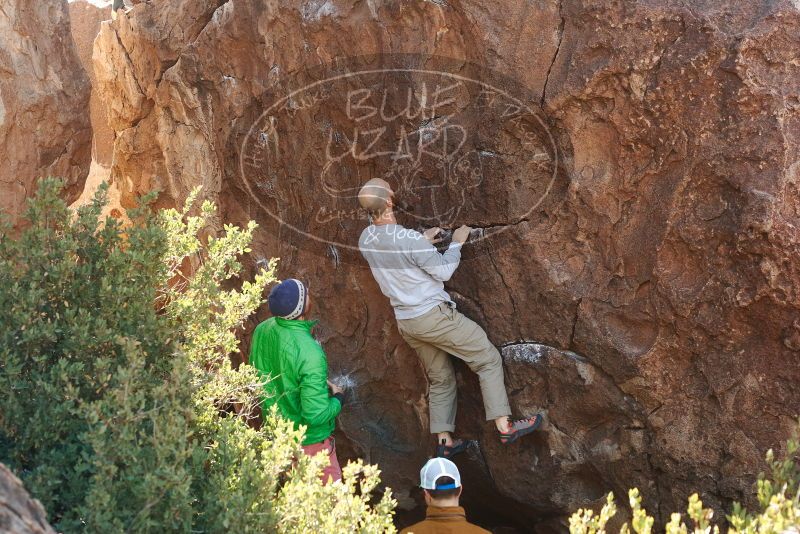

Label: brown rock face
[0,464,56,534]
[94,0,800,530]
[68,0,115,166]
[0,0,91,223]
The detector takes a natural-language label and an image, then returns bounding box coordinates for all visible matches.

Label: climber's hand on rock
[328,380,343,396]
[423,227,442,244]
[452,225,472,244]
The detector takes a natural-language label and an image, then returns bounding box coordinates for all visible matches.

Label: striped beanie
[268,279,307,320]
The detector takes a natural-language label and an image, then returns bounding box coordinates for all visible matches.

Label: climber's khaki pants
[397,302,511,434]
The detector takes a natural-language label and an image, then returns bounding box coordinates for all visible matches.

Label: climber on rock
[400,457,489,534]
[250,278,345,483]
[357,178,543,458]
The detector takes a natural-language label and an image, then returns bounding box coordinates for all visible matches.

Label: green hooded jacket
[249,317,341,445]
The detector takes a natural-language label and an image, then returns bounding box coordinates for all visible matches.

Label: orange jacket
[400,506,490,534]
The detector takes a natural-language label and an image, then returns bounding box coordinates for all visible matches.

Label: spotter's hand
[327,379,343,396]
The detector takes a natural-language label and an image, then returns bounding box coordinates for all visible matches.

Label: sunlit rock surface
[92,0,800,530]
[0,0,91,222]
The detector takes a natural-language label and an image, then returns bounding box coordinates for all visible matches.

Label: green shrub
[0,179,396,533]
[569,426,800,534]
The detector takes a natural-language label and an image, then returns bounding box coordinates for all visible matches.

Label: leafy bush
[0,179,396,533]
[569,426,800,534]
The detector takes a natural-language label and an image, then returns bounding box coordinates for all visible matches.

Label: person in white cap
[400,457,489,534]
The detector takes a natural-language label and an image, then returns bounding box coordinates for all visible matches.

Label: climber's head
[419,458,463,507]
[358,178,394,220]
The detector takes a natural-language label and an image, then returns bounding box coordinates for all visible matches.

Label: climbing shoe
[499,413,543,444]
[435,438,470,459]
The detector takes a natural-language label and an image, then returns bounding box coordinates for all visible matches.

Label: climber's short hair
[358,178,392,218]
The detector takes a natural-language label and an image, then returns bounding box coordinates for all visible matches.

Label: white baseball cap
[419,457,462,490]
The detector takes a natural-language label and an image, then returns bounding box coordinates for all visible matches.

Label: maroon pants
[301,436,342,484]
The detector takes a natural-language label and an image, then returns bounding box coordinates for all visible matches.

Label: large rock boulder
[93,0,800,530]
[0,464,55,534]
[0,0,91,223]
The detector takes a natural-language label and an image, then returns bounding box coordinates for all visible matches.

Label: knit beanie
[268,279,306,319]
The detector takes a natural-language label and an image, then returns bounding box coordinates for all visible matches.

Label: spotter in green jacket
[249,317,341,446]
